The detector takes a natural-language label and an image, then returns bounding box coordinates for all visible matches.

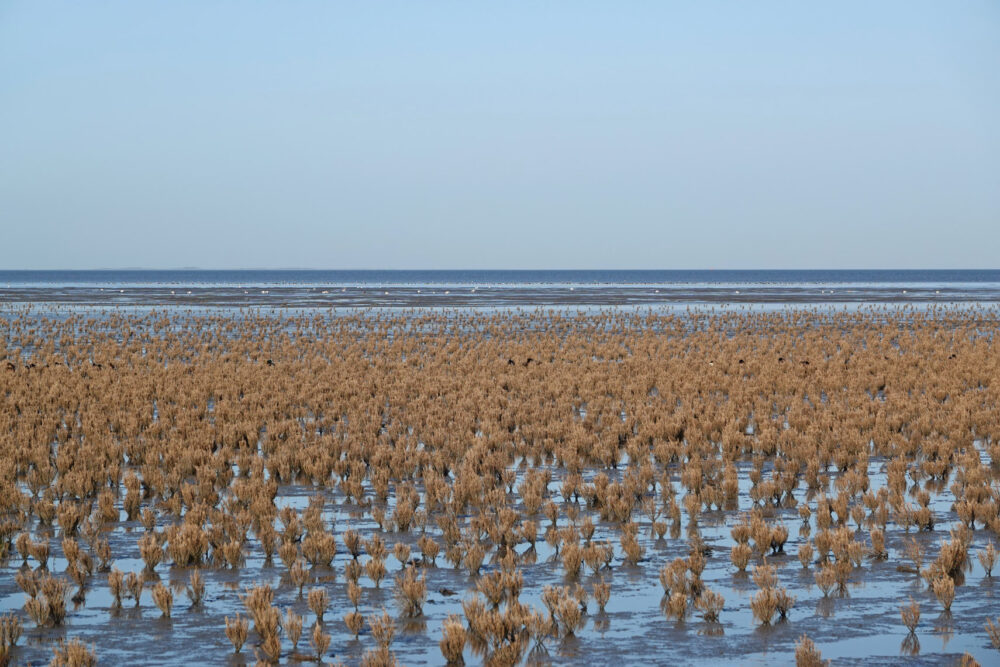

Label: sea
[0,269,999,308]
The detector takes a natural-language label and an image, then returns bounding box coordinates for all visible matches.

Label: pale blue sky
[1,2,998,269]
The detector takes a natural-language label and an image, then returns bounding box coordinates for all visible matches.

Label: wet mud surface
[2,460,998,665]
[1,306,999,666]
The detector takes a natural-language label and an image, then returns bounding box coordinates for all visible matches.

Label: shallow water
[2,452,998,665]
[3,269,1000,308]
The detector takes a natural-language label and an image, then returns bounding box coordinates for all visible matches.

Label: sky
[1,2,998,270]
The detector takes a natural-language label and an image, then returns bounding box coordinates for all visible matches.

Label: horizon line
[4,267,1000,273]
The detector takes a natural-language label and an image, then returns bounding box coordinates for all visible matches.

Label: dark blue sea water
[1,270,998,307]
[2,269,999,287]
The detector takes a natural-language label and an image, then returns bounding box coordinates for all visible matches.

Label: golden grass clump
[345,560,363,585]
[870,529,888,560]
[476,571,506,609]
[278,542,299,570]
[901,597,920,633]
[344,530,362,559]
[979,542,998,577]
[592,577,611,613]
[139,533,163,572]
[418,535,440,566]
[798,542,813,568]
[620,528,645,566]
[49,638,97,667]
[393,541,410,565]
[108,568,125,608]
[463,543,486,577]
[308,587,330,623]
[557,591,585,635]
[750,563,794,624]
[186,569,205,606]
[794,635,828,667]
[958,653,981,667]
[289,558,310,597]
[345,610,365,638]
[561,540,583,579]
[31,539,50,569]
[695,588,724,623]
[348,581,363,609]
[932,575,955,612]
[0,614,21,658]
[750,588,778,625]
[366,556,388,588]
[904,538,925,573]
[540,585,585,636]
[439,614,467,665]
[152,582,173,618]
[303,531,337,568]
[312,621,331,662]
[395,567,427,617]
[362,609,399,665]
[225,614,249,653]
[283,608,303,651]
[986,616,1000,649]
[125,572,144,607]
[22,574,68,627]
[253,606,283,662]
[731,543,752,572]
[24,596,49,628]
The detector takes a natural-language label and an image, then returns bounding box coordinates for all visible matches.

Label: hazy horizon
[2,2,998,270]
[5,267,1000,272]
[3,267,1000,274]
